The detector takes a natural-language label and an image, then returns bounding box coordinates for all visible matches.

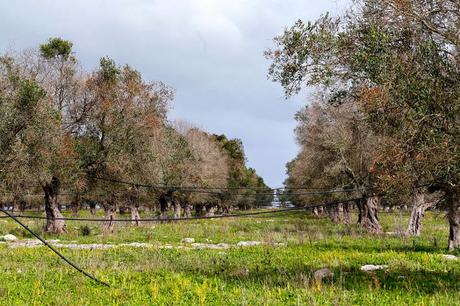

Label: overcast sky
[0,0,350,187]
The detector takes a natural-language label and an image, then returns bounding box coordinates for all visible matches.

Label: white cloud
[0,0,350,186]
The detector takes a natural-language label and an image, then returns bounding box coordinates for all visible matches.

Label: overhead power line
[87,176,366,194]
[0,207,110,287]
[1,197,361,223]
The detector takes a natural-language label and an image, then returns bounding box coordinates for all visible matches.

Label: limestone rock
[361,264,388,272]
[313,268,334,280]
[237,241,261,247]
[2,234,18,242]
[230,268,249,277]
[442,254,458,260]
[181,238,195,243]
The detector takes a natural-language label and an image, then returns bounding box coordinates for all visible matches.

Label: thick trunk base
[102,200,116,233]
[343,203,351,225]
[184,204,192,218]
[103,208,116,233]
[448,195,460,251]
[43,181,66,234]
[131,206,141,226]
[358,197,382,234]
[174,202,182,218]
[406,191,426,236]
[159,196,168,219]
[205,206,216,217]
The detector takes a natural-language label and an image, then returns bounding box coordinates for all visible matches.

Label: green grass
[0,210,459,305]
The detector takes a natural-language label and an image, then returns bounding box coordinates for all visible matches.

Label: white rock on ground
[120,242,151,248]
[314,268,334,280]
[7,239,270,250]
[181,238,195,243]
[442,254,458,260]
[3,234,18,242]
[361,264,388,272]
[54,243,114,250]
[237,241,261,247]
[191,243,230,250]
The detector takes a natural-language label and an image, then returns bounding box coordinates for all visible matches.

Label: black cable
[2,197,361,222]
[2,208,305,222]
[88,176,367,193]
[0,207,110,287]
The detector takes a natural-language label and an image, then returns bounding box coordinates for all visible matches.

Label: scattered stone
[181,238,195,243]
[9,239,42,248]
[7,239,271,250]
[2,234,18,242]
[191,243,230,250]
[237,241,261,247]
[442,254,458,260]
[175,245,192,250]
[313,268,334,281]
[361,264,388,272]
[53,243,114,250]
[229,268,249,278]
[119,242,151,248]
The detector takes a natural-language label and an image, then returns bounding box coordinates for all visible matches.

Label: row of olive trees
[0,38,272,233]
[267,0,460,250]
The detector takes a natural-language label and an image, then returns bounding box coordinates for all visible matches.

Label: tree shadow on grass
[177,264,460,295]
[308,239,449,255]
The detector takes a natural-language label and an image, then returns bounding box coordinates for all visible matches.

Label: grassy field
[0,209,459,305]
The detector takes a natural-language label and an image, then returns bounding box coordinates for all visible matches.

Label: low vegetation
[0,210,459,305]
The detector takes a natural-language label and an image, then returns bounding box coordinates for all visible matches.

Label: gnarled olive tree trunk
[327,204,342,223]
[447,192,460,251]
[317,206,324,216]
[158,195,168,219]
[407,190,443,236]
[102,199,116,233]
[195,204,205,217]
[357,196,382,234]
[43,177,66,234]
[88,200,96,215]
[71,193,81,216]
[312,207,319,216]
[406,191,428,236]
[205,205,216,217]
[343,202,351,225]
[173,201,182,218]
[130,204,141,226]
[184,203,192,218]
[12,193,25,215]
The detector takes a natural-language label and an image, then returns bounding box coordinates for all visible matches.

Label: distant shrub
[80,225,91,236]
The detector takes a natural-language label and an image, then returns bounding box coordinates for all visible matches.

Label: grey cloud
[0,0,350,186]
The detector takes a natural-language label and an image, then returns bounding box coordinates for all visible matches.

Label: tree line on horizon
[0,38,272,233]
[267,0,460,250]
